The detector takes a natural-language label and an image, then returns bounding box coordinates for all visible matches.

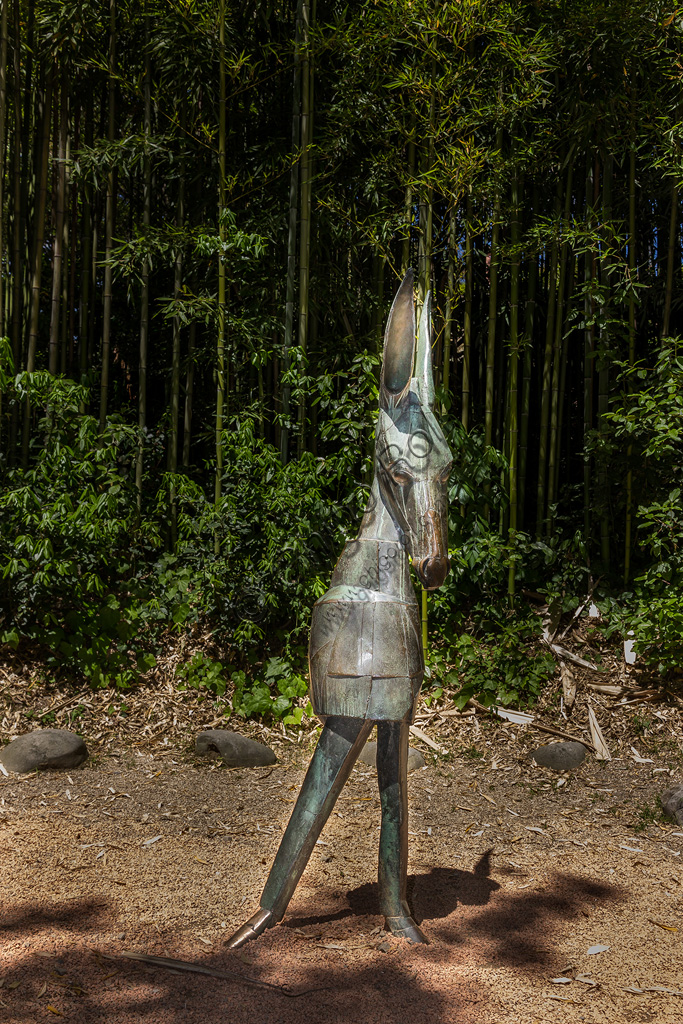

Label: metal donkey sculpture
[227,270,453,949]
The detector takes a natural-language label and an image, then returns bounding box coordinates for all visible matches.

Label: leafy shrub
[176,652,229,696]
[230,657,310,724]
[594,340,683,672]
[0,375,164,686]
[168,419,352,645]
[0,375,354,690]
[176,652,310,723]
[433,611,556,710]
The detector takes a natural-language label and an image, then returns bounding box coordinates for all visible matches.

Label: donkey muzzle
[416,555,449,590]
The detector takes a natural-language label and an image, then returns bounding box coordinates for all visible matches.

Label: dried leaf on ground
[561,662,577,711]
[409,725,446,754]
[587,705,611,760]
[630,746,654,764]
[494,707,534,726]
[550,643,601,673]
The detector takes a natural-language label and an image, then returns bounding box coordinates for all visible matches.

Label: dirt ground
[2,696,683,1024]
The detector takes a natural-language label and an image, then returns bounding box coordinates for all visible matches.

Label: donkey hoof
[384,915,430,944]
[225,908,274,949]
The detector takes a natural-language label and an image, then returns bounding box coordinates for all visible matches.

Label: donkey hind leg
[225,715,373,950]
[376,718,429,944]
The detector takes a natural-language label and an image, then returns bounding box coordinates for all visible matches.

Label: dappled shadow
[0,865,627,1024]
[433,869,624,968]
[0,897,485,1024]
[283,856,624,973]
[0,897,111,934]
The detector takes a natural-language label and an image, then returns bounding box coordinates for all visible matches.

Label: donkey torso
[308,272,453,722]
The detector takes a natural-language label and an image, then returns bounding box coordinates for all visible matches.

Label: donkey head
[375,270,452,590]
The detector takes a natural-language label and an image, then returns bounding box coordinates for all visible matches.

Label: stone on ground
[661,785,683,826]
[195,729,276,767]
[358,740,426,773]
[0,729,88,774]
[530,740,587,771]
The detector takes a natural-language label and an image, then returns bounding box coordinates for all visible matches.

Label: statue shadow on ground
[284,849,624,969]
[284,849,500,929]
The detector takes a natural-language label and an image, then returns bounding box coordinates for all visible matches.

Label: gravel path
[2,741,683,1023]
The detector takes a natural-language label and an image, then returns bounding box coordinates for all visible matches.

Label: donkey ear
[380,270,415,409]
[415,290,435,409]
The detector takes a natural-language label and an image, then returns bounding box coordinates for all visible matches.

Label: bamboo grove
[1,0,683,691]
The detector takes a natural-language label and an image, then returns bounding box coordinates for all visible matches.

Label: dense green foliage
[1,0,683,713]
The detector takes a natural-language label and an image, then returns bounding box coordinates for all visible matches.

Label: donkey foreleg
[226,715,372,949]
[376,718,429,944]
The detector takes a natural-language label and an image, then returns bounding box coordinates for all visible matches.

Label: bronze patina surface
[227,271,452,949]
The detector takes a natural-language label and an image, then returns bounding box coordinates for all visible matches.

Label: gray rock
[0,729,88,774]
[530,741,587,771]
[358,740,426,773]
[661,785,683,826]
[195,729,276,768]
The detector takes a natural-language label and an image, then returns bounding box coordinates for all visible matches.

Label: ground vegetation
[1,0,683,713]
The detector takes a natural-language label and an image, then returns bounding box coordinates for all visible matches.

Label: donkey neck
[357,475,402,543]
[328,475,414,604]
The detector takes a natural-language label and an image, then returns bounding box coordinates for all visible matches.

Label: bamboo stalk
[662,175,678,339]
[215,0,227,552]
[583,152,595,548]
[402,127,415,277]
[442,208,455,411]
[418,176,428,311]
[0,0,7,341]
[77,95,92,412]
[19,0,34,352]
[296,0,313,456]
[168,101,185,549]
[279,0,303,465]
[462,190,472,430]
[598,154,612,571]
[536,183,561,535]
[0,0,6,445]
[507,170,520,602]
[546,162,573,536]
[98,0,116,432]
[624,140,636,585]
[421,587,428,660]
[48,73,67,375]
[485,151,502,450]
[60,123,72,375]
[553,253,576,512]
[418,70,435,311]
[88,189,98,373]
[21,71,52,465]
[182,317,196,470]
[135,18,151,506]
[9,0,22,454]
[518,233,537,532]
